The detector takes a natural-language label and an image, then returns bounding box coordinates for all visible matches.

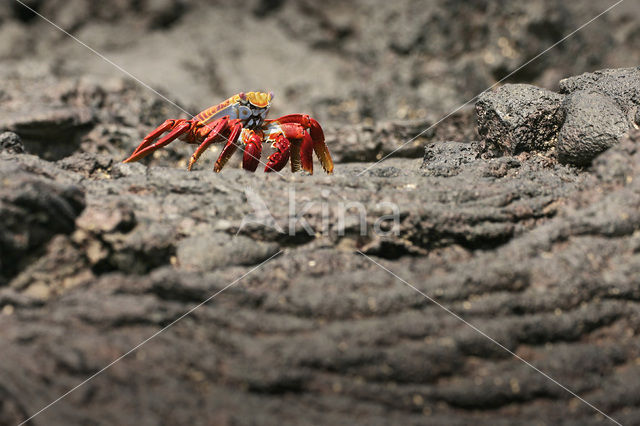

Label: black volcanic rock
[559,67,640,114]
[476,68,640,166]
[557,90,629,166]
[0,158,84,283]
[0,131,24,154]
[555,67,640,165]
[476,84,565,157]
[3,129,640,424]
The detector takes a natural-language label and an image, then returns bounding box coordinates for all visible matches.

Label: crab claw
[242,129,263,172]
[265,134,290,173]
[267,114,334,174]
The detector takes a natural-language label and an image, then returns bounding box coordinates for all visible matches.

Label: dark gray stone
[0,159,85,282]
[0,131,24,154]
[558,90,629,166]
[476,84,565,157]
[559,67,640,114]
[421,141,478,177]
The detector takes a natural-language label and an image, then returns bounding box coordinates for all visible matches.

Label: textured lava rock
[555,68,640,165]
[3,139,640,424]
[0,158,85,283]
[476,84,565,157]
[1,107,95,160]
[314,108,477,164]
[557,90,629,166]
[477,68,640,166]
[177,233,280,271]
[559,67,640,114]
[421,141,478,177]
[0,131,24,154]
[266,1,640,121]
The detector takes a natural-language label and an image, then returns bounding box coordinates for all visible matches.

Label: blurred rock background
[1,0,639,123]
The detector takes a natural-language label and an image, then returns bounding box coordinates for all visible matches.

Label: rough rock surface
[557,67,640,165]
[327,108,477,163]
[0,158,84,285]
[559,67,640,115]
[557,90,629,165]
[477,68,640,166]
[0,131,24,154]
[3,122,640,424]
[2,2,640,425]
[476,84,565,156]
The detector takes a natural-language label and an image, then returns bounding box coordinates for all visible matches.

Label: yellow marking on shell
[193,97,234,123]
[244,91,272,108]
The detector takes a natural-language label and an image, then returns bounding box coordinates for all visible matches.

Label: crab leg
[308,117,333,174]
[276,122,314,173]
[241,130,263,172]
[124,119,194,163]
[289,139,302,172]
[186,117,232,170]
[277,123,308,173]
[130,119,175,156]
[299,132,314,173]
[212,120,245,172]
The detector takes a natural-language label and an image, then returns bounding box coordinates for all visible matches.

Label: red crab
[123,91,334,174]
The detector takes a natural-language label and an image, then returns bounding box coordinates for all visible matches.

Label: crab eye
[239,106,251,119]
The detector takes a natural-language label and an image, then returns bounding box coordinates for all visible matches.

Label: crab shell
[194,91,274,129]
